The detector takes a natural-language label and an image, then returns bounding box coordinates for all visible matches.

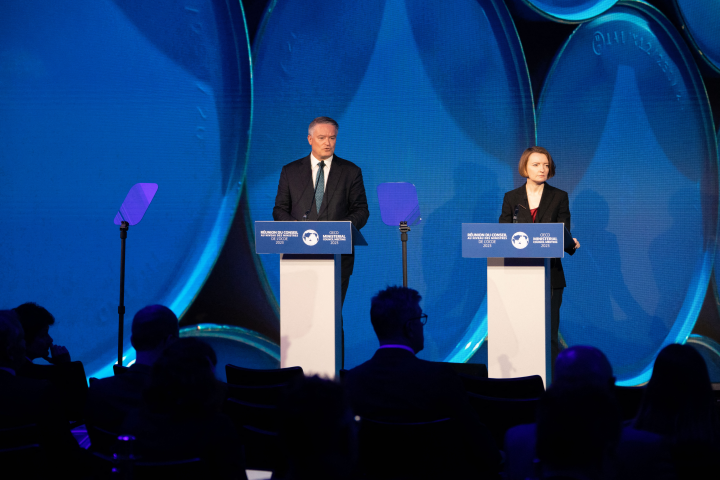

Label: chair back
[441,362,488,378]
[467,393,540,446]
[614,385,645,421]
[21,361,89,422]
[223,398,279,471]
[358,417,463,479]
[113,364,130,376]
[226,383,286,405]
[225,364,303,387]
[460,374,544,399]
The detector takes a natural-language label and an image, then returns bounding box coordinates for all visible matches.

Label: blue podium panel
[462,223,565,258]
[255,221,354,255]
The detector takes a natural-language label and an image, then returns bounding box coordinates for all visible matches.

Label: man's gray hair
[308,116,339,135]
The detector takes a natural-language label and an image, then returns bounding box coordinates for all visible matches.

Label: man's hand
[573,238,580,249]
[44,344,71,364]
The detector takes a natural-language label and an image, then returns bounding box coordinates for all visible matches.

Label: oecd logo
[302,229,319,246]
[511,232,529,249]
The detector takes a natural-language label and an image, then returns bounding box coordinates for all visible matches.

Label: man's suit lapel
[318,158,344,218]
[535,184,555,223]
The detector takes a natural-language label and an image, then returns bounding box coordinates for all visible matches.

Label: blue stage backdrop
[0,0,252,377]
[2,0,720,385]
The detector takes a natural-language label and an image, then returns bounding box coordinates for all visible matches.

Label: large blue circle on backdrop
[247,0,534,367]
[537,1,718,384]
[0,0,252,376]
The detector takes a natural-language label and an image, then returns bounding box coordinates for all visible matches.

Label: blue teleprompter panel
[462,223,566,258]
[255,221,354,254]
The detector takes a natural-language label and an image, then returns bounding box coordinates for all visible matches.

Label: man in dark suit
[272,116,370,305]
[343,286,501,475]
[85,305,179,446]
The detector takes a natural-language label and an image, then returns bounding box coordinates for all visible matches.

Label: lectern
[255,221,367,378]
[462,223,571,385]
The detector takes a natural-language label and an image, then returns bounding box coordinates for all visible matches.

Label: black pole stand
[118,221,129,367]
[399,221,410,287]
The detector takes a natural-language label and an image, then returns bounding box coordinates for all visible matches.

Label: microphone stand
[399,221,410,287]
[118,221,129,366]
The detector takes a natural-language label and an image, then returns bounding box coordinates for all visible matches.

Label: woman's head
[519,146,556,181]
[634,344,718,444]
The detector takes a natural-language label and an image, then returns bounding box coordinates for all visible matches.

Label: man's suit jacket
[273,155,369,277]
[344,348,501,471]
[499,183,575,288]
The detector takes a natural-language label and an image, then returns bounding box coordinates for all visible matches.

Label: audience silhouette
[633,344,720,479]
[14,302,71,368]
[276,375,358,480]
[120,337,246,479]
[86,304,179,438]
[343,286,501,477]
[0,309,79,475]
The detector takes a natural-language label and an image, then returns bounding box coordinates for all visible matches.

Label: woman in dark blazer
[499,146,580,365]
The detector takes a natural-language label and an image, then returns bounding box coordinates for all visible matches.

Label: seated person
[276,376,358,480]
[121,338,246,479]
[14,302,71,368]
[86,305,179,439]
[505,346,676,480]
[535,384,621,480]
[0,310,79,472]
[343,286,501,476]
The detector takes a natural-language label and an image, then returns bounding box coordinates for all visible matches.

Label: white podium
[255,221,366,378]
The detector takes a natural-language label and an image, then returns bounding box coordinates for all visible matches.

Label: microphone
[513,204,520,224]
[303,166,323,221]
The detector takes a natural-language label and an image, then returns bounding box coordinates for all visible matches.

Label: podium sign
[255,221,354,254]
[462,223,565,258]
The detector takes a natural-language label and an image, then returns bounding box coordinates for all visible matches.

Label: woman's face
[526,152,550,185]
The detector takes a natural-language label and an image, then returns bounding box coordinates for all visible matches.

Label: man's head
[0,310,26,370]
[131,305,179,364]
[307,116,338,161]
[554,345,615,389]
[370,286,425,353]
[13,302,55,360]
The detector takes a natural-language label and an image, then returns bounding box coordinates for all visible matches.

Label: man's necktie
[315,161,325,213]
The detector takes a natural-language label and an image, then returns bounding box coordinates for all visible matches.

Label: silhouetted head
[13,302,55,360]
[131,305,179,354]
[144,337,220,417]
[278,375,357,480]
[370,286,425,353]
[537,383,621,476]
[634,343,719,445]
[554,345,615,389]
[0,310,26,370]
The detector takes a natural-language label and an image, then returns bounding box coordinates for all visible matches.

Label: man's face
[308,123,337,160]
[26,325,53,360]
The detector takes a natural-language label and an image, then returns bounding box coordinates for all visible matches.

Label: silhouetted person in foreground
[505,346,676,480]
[14,302,71,367]
[536,384,621,479]
[0,310,79,475]
[86,305,179,439]
[121,337,246,479]
[343,286,501,477]
[633,344,720,479]
[276,375,358,480]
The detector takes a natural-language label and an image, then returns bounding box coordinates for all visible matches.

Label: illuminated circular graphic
[537,1,718,384]
[671,0,720,74]
[0,0,252,377]
[510,0,619,23]
[247,0,534,366]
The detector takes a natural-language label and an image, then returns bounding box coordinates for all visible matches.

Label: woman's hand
[573,238,580,249]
